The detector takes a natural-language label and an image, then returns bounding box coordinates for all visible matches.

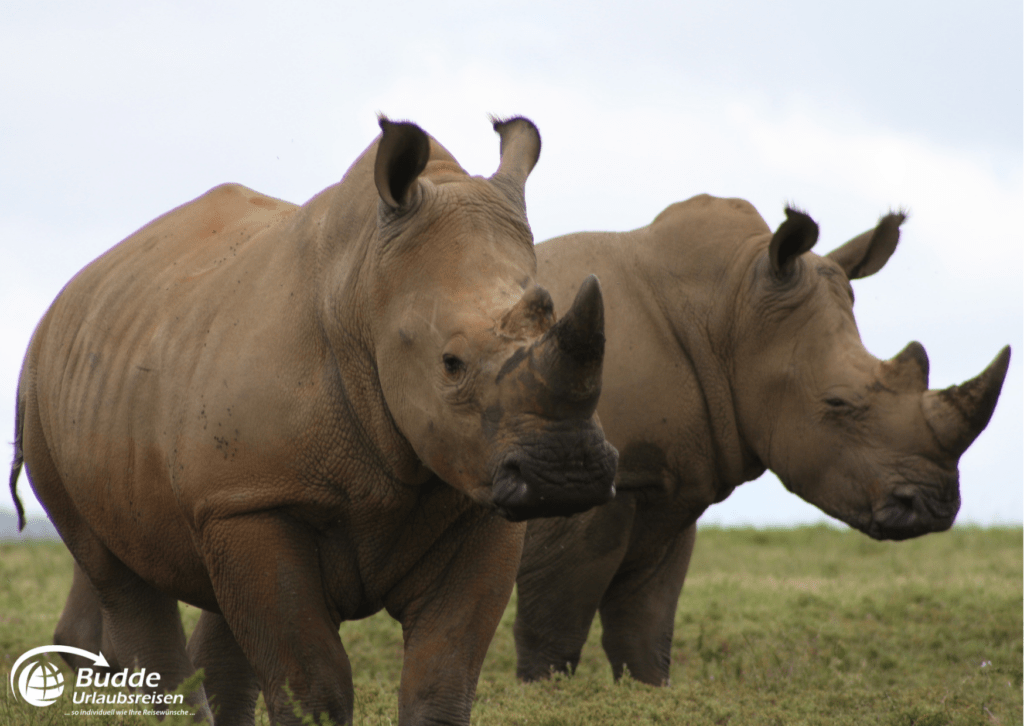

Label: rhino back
[21,183,362,597]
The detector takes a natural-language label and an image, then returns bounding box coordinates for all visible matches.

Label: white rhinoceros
[515,193,1009,686]
[10,117,618,725]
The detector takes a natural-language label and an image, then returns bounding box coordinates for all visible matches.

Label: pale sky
[2,0,1021,527]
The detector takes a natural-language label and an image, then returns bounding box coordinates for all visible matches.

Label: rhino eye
[823,396,865,419]
[822,395,869,423]
[442,353,467,379]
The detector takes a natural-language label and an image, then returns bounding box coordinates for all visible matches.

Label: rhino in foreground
[515,193,1010,686]
[9,117,618,725]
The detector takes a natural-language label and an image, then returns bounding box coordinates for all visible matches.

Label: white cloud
[2,6,1020,526]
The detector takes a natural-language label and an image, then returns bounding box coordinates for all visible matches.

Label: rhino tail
[9,379,26,532]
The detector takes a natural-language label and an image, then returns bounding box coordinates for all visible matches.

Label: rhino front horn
[922,346,1011,456]
[538,274,606,412]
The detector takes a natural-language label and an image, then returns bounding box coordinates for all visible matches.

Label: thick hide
[515,193,1010,686]
[9,116,618,726]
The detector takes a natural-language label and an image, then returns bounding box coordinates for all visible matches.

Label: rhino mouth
[863,479,960,541]
[489,427,618,522]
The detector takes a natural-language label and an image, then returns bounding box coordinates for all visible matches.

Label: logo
[18,660,64,706]
[11,645,184,713]
[10,646,109,708]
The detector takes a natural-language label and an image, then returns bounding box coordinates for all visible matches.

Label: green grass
[2,525,1021,725]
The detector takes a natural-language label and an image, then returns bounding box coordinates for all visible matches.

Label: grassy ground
[1,525,1020,725]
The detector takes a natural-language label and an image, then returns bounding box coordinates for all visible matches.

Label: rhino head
[368,117,617,521]
[734,208,1010,540]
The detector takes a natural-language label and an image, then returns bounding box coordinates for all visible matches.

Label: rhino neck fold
[660,305,763,497]
[640,232,767,498]
[285,140,432,490]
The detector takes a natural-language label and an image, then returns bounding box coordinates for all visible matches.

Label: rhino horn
[489,116,541,213]
[885,341,930,392]
[500,284,556,338]
[536,275,606,413]
[922,346,1011,456]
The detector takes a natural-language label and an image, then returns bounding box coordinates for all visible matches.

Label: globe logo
[17,660,65,707]
[11,645,110,707]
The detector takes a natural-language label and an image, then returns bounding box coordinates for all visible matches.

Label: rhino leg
[199,512,354,726]
[597,522,697,686]
[186,611,259,726]
[20,406,212,722]
[67,551,214,722]
[514,496,636,681]
[95,568,214,722]
[393,514,525,726]
[54,563,121,673]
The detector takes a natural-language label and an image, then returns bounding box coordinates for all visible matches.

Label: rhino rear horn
[500,285,556,337]
[922,346,1011,456]
[886,341,930,392]
[827,211,906,280]
[375,116,431,210]
[769,207,819,277]
[539,275,605,410]
[489,116,541,213]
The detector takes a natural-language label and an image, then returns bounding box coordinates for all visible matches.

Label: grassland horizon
[2,525,1021,725]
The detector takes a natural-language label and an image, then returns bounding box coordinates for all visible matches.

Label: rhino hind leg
[56,537,214,723]
[187,611,259,726]
[87,554,214,723]
[19,408,213,722]
[54,563,121,673]
[597,522,697,686]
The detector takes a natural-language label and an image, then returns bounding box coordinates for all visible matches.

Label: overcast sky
[2,0,1020,528]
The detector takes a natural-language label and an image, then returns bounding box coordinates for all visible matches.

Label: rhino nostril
[891,485,919,513]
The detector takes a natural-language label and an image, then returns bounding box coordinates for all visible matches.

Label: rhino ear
[826,211,906,280]
[375,116,431,210]
[769,207,819,277]
[489,116,541,213]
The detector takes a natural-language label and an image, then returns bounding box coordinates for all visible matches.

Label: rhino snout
[865,478,960,541]
[490,429,618,522]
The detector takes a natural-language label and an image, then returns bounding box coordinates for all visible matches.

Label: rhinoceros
[514,193,1010,686]
[8,116,618,725]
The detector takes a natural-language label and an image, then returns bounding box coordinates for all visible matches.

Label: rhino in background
[515,194,1010,686]
[9,116,618,725]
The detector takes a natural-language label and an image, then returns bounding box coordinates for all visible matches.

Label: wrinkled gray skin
[515,194,1010,686]
[8,117,618,725]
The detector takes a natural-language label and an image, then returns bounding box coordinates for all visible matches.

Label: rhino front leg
[514,497,635,681]
[201,512,354,726]
[597,522,697,686]
[187,610,260,726]
[394,516,525,726]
